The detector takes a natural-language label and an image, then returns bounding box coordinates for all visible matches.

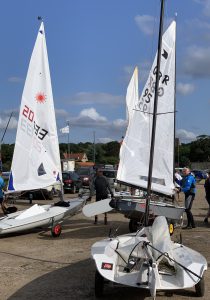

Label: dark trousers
[185,193,195,227]
[95,194,108,223]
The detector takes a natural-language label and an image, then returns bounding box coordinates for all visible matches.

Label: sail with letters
[8,22,61,192]
[117,21,176,196]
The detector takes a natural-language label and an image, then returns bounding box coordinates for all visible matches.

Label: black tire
[129,219,139,233]
[51,224,62,237]
[71,184,76,194]
[195,276,205,297]
[48,190,54,200]
[95,269,104,297]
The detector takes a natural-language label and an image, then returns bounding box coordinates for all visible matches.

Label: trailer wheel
[129,219,139,232]
[195,276,205,297]
[51,224,62,237]
[169,223,174,236]
[95,269,104,297]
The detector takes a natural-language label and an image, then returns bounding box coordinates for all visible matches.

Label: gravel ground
[0,182,209,300]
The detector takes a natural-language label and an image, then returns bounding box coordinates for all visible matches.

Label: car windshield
[62,172,80,180]
[70,173,80,180]
[102,171,116,178]
[62,173,70,180]
[77,168,90,175]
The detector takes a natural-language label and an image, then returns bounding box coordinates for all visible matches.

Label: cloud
[68,108,127,134]
[134,15,154,35]
[0,116,18,130]
[55,108,69,117]
[69,108,107,128]
[183,46,210,77]
[193,0,210,16]
[79,108,107,122]
[176,129,197,143]
[177,83,195,95]
[68,92,123,106]
[8,77,23,83]
[98,137,114,143]
[113,119,127,128]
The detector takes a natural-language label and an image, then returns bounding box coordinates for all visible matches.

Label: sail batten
[117,21,176,196]
[8,22,62,192]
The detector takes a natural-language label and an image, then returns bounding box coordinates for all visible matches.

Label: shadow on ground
[7,257,201,300]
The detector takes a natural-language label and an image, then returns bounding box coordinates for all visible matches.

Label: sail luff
[8,22,62,192]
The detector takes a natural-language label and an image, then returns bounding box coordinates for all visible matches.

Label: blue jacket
[181,173,196,194]
[0,176,5,198]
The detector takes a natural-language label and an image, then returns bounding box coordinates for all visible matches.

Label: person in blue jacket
[0,171,5,213]
[179,167,196,229]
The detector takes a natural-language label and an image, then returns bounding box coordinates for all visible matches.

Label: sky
[0,0,210,145]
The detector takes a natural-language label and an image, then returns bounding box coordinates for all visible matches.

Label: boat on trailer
[91,1,207,298]
[92,216,207,298]
[82,14,185,231]
[3,19,86,237]
[0,198,85,236]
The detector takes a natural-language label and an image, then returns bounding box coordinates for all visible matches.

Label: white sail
[126,67,139,121]
[8,22,62,192]
[117,21,176,196]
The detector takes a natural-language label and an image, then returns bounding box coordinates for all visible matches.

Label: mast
[144,0,165,226]
[173,13,177,201]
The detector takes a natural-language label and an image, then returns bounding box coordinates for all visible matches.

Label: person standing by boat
[94,169,113,225]
[179,167,196,229]
[204,171,210,223]
[0,171,5,213]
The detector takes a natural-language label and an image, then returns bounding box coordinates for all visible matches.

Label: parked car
[4,171,61,202]
[62,171,82,194]
[191,169,207,181]
[77,167,95,195]
[19,184,60,202]
[100,168,117,190]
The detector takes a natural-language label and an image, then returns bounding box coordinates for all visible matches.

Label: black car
[62,171,82,194]
[77,167,95,190]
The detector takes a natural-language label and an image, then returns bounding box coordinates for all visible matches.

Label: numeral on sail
[22,105,34,122]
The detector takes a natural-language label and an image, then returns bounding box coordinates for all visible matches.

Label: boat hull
[91,217,207,297]
[0,197,85,235]
[111,195,185,221]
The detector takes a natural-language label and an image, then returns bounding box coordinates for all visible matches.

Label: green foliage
[1,144,14,171]
[3,136,210,171]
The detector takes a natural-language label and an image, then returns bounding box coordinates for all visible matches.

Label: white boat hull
[91,216,207,297]
[0,197,86,235]
[112,195,185,221]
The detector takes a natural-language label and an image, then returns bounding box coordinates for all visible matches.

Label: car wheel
[129,219,140,232]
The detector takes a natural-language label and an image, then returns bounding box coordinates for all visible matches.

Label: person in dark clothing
[204,171,210,223]
[94,169,113,225]
[179,167,196,229]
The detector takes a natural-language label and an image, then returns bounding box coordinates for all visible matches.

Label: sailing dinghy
[91,1,207,297]
[1,20,86,236]
[83,20,184,232]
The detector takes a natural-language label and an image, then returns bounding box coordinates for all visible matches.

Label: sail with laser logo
[8,22,61,192]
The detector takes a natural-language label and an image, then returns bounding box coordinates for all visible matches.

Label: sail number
[21,105,48,140]
[136,66,170,113]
